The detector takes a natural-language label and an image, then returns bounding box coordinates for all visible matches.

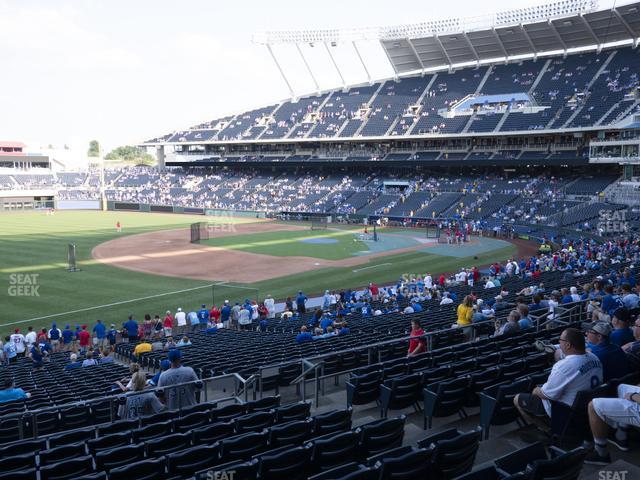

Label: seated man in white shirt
[514,328,603,438]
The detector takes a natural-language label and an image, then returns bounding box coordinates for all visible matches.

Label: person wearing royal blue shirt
[601,285,622,316]
[220,301,232,328]
[61,325,74,350]
[320,315,333,332]
[93,319,106,348]
[412,301,423,313]
[296,291,308,314]
[107,324,118,346]
[0,378,29,403]
[338,323,350,336]
[344,290,352,303]
[197,304,210,331]
[528,294,544,313]
[518,313,533,330]
[64,353,83,371]
[123,316,139,342]
[29,344,45,370]
[585,322,629,382]
[610,308,635,347]
[618,269,636,288]
[259,318,268,332]
[561,288,573,305]
[48,323,61,351]
[361,303,372,317]
[39,341,52,356]
[296,326,313,344]
[149,359,171,386]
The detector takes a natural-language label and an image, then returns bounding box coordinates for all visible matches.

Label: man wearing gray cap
[585,321,630,382]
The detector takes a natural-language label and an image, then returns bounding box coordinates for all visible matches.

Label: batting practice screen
[190,222,209,243]
[311,216,329,230]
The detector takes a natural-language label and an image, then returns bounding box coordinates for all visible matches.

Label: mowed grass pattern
[202,229,369,260]
[1,211,239,330]
[1,211,517,335]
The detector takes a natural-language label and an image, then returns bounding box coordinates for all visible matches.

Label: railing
[533,299,587,332]
[1,299,591,440]
[0,371,252,441]
[289,359,324,406]
[254,299,591,405]
[256,317,500,404]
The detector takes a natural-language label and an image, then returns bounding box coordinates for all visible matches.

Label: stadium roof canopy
[254,0,640,76]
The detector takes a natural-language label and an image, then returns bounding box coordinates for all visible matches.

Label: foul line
[212,283,260,292]
[2,282,227,328]
[352,263,392,273]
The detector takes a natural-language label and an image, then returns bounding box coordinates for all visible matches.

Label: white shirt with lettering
[10,334,26,353]
[541,352,603,416]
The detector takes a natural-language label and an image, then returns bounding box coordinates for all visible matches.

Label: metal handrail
[289,359,325,406]
[0,370,251,440]
[237,373,259,402]
[534,300,587,331]
[256,316,501,400]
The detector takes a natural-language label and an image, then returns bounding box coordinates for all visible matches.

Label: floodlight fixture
[252,0,599,45]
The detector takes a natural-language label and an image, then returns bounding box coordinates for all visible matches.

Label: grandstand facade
[143,1,640,175]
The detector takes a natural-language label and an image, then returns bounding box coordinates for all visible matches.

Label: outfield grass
[2,211,240,332]
[2,211,517,335]
[202,229,368,260]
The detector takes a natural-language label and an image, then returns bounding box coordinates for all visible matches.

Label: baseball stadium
[2,0,640,479]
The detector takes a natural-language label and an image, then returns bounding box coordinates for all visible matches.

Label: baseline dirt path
[92,222,537,283]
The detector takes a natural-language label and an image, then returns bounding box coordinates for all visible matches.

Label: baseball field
[2,210,526,333]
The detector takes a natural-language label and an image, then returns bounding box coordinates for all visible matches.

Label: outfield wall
[106,201,266,218]
[56,200,101,210]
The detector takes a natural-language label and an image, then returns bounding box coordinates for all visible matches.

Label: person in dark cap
[157,348,198,410]
[585,321,629,382]
[149,359,171,386]
[611,308,634,347]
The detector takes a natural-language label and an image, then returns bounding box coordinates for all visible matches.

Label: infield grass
[201,229,368,260]
[2,211,517,335]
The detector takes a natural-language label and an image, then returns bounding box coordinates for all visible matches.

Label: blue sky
[0,0,583,151]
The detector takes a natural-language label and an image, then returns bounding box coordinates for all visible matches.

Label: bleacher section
[150,46,640,144]
[1,259,637,479]
[36,165,633,237]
